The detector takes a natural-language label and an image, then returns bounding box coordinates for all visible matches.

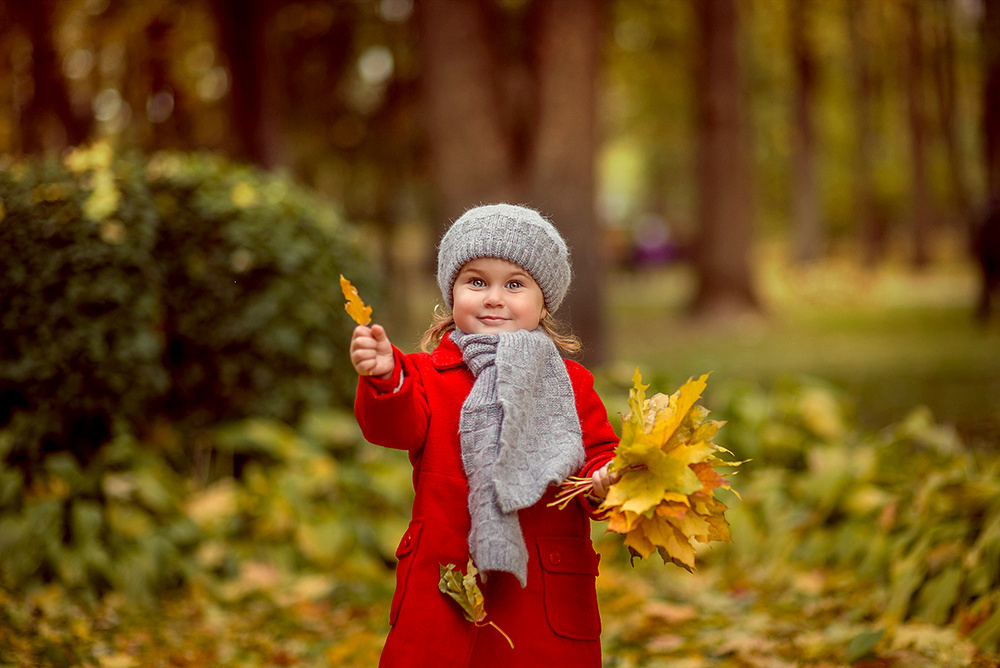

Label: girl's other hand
[590,462,620,499]
[350,324,395,379]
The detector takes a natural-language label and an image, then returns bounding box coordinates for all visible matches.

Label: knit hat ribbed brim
[437,204,572,312]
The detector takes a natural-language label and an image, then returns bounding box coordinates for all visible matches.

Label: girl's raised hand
[350,324,395,379]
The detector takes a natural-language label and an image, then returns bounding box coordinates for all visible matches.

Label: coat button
[548,551,561,566]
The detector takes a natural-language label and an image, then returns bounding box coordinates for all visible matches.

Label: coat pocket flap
[395,520,423,559]
[537,536,600,576]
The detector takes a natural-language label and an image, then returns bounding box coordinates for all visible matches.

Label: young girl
[350,203,618,667]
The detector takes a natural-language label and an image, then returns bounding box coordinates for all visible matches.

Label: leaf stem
[476,620,515,649]
[547,476,594,510]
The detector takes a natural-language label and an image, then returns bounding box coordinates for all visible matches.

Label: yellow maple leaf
[622,516,657,559]
[663,505,712,543]
[660,521,697,571]
[590,370,741,571]
[439,560,513,648]
[439,560,486,624]
[606,444,702,516]
[651,374,709,451]
[701,512,733,543]
[339,274,372,326]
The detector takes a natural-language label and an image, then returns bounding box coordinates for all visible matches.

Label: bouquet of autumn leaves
[553,370,741,571]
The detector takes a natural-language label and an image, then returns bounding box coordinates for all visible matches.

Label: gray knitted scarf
[450,328,585,587]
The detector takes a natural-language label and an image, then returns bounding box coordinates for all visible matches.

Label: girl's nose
[483,287,504,306]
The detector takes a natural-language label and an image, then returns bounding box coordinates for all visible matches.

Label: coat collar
[430,331,466,370]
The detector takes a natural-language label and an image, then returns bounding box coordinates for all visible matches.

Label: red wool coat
[354,333,619,668]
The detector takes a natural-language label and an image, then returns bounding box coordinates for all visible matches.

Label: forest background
[1,0,1000,666]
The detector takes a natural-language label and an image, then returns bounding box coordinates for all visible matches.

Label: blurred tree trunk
[211,0,287,169]
[144,14,191,152]
[529,0,604,363]
[906,0,933,266]
[929,0,971,223]
[790,0,822,263]
[847,0,885,265]
[418,0,607,362]
[690,0,758,317]
[985,0,1000,200]
[9,0,92,154]
[417,0,519,222]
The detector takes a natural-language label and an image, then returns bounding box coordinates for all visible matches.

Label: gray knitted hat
[437,203,572,312]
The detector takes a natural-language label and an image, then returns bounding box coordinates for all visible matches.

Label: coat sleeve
[353,346,430,451]
[567,361,619,479]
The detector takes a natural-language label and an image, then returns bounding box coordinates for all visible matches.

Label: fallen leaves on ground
[4,545,998,667]
[593,541,998,668]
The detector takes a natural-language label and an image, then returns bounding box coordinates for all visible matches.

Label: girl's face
[452,257,547,334]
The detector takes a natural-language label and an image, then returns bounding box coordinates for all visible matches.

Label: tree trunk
[906,0,933,266]
[211,0,286,169]
[790,0,822,263]
[417,0,520,224]
[929,0,971,224]
[984,0,1000,200]
[10,0,92,155]
[143,14,190,152]
[690,0,758,317]
[529,0,605,363]
[418,0,607,361]
[847,0,887,266]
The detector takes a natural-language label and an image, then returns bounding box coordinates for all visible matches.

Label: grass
[604,245,1000,447]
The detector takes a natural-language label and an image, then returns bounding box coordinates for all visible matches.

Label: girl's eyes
[467,278,523,289]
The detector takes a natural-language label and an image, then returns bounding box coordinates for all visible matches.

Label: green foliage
[712,379,1000,655]
[0,147,166,461]
[145,152,376,425]
[0,143,378,465]
[192,410,412,583]
[0,142,391,662]
[0,408,409,666]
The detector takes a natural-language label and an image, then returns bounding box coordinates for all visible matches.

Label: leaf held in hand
[552,369,743,572]
[439,560,514,648]
[340,274,372,326]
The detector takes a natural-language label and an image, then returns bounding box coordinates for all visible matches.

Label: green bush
[0,143,382,619]
[0,147,165,462]
[0,143,378,466]
[146,151,376,427]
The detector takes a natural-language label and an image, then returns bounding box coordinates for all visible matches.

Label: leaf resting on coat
[438,559,514,648]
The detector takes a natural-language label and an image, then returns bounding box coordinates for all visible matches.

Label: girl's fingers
[591,463,619,498]
[592,467,608,497]
[350,324,393,378]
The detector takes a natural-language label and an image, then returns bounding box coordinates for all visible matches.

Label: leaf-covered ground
[5,543,997,668]
[596,543,997,668]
